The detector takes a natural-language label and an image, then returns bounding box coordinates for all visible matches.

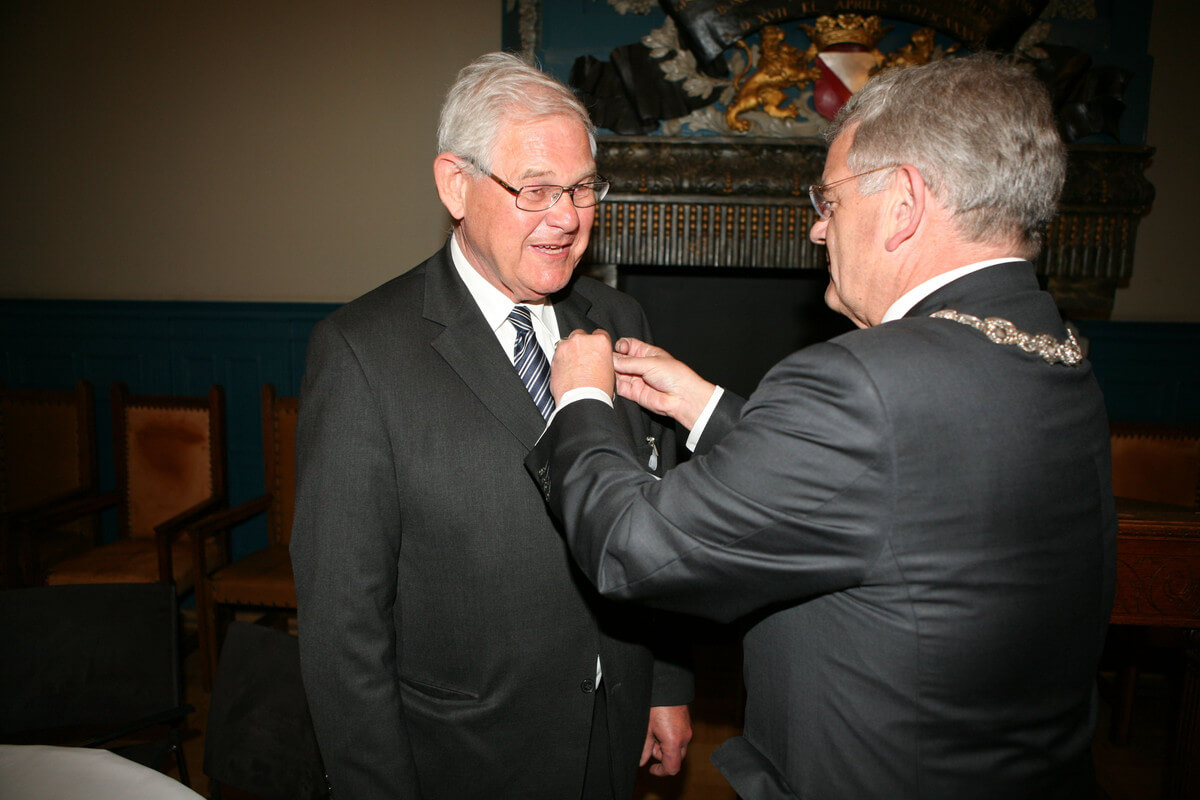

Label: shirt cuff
[540,388,614,439]
[685,386,724,452]
[558,387,614,410]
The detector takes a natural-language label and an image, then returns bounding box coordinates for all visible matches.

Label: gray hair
[437,52,596,173]
[825,54,1066,256]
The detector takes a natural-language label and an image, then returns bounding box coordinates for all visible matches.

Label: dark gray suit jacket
[527,262,1115,799]
[291,242,691,799]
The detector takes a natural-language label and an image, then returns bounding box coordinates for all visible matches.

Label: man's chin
[823,282,844,314]
[534,265,581,298]
[824,285,869,328]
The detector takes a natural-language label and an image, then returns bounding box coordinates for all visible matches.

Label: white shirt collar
[881,258,1021,323]
[449,233,559,344]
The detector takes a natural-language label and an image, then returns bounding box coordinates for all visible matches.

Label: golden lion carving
[724,26,820,133]
[882,27,957,70]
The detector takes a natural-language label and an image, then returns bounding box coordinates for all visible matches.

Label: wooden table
[1111,498,1200,800]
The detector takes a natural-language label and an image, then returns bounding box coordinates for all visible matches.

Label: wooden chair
[191,384,298,689]
[1110,422,1200,509]
[0,583,194,785]
[0,380,99,586]
[25,382,228,590]
[1107,422,1200,744]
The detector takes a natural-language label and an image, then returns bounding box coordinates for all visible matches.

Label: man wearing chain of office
[528,54,1115,800]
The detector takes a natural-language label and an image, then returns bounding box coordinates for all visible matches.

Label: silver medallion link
[930,309,1083,366]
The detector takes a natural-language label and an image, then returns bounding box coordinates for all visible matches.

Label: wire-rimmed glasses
[482,169,611,212]
[808,164,898,219]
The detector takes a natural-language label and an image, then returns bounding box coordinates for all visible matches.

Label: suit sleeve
[694,390,745,456]
[290,318,423,798]
[527,341,891,623]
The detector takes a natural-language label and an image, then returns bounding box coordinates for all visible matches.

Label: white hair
[437,52,596,173]
[825,54,1066,256]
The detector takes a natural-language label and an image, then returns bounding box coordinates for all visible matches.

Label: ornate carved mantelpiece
[590,136,1155,318]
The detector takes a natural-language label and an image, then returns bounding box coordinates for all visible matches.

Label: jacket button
[580,678,595,693]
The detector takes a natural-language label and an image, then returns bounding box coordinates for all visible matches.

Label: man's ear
[433,153,469,221]
[884,164,925,252]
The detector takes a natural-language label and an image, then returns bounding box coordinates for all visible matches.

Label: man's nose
[809,217,828,245]
[545,194,581,230]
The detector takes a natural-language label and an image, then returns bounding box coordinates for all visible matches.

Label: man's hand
[549,329,616,402]
[613,338,716,431]
[641,704,692,777]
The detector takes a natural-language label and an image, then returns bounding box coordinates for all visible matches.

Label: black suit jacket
[291,242,691,799]
[528,262,1116,799]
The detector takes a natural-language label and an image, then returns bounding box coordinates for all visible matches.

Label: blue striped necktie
[508,305,555,420]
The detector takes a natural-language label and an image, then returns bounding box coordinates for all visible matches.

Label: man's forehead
[510,163,597,182]
[492,120,596,182]
[821,128,855,181]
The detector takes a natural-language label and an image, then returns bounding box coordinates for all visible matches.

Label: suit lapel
[553,280,646,453]
[549,283,594,337]
[424,244,548,449]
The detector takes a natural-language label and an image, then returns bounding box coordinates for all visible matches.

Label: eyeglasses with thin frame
[479,168,611,212]
[808,164,898,220]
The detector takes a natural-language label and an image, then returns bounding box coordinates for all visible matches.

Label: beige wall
[0,0,498,303]
[1112,0,1200,321]
[1,2,1196,318]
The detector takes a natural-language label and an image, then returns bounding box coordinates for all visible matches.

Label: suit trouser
[581,681,616,800]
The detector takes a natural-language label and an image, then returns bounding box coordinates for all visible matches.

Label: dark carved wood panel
[1111,501,1200,799]
[1112,507,1200,628]
[590,136,1154,317]
[595,198,821,270]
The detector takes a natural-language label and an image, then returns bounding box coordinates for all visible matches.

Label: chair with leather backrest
[0,380,99,586]
[190,384,298,689]
[203,620,327,800]
[26,382,228,590]
[1106,422,1200,745]
[0,583,194,785]
[1110,422,1200,509]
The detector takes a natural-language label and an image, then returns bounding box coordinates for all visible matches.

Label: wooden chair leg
[1164,630,1200,800]
[170,725,191,787]
[0,525,15,588]
[196,580,217,692]
[1110,625,1147,746]
[209,600,231,692]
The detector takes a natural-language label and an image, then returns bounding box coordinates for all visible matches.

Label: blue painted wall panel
[0,299,337,562]
[1075,320,1200,424]
[2,300,1196,567]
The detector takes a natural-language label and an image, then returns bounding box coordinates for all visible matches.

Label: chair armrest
[2,487,100,526]
[11,489,119,532]
[154,496,228,542]
[186,495,273,578]
[185,494,273,541]
[154,496,227,584]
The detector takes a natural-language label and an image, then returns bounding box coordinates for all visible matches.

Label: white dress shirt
[880,257,1019,322]
[450,235,560,362]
